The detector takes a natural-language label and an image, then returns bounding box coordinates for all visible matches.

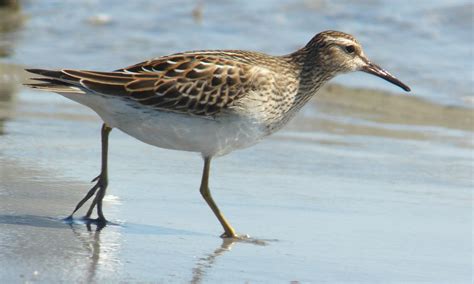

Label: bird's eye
[344,45,355,54]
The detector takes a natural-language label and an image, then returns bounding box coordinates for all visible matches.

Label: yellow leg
[200,157,237,238]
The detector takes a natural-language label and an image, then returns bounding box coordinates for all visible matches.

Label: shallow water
[0,1,473,283]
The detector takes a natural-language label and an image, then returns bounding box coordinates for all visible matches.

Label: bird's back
[28,50,299,121]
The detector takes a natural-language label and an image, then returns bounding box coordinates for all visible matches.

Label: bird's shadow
[0,214,66,229]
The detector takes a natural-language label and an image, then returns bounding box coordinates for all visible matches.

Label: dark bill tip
[361,62,411,92]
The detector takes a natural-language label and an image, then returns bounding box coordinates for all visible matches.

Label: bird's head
[302,30,410,92]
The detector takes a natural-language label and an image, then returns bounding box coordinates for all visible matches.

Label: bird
[25,30,410,239]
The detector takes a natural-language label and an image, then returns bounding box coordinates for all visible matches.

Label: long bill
[361,62,411,92]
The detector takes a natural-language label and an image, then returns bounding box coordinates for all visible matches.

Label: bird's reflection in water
[68,220,122,283]
[68,223,101,283]
[190,237,273,284]
[67,219,275,283]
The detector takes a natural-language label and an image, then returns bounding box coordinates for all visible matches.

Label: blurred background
[0,0,472,283]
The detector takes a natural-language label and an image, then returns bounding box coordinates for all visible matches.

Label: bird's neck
[286,46,338,92]
[282,49,336,107]
[262,50,336,132]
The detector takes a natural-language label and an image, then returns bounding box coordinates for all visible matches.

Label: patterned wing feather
[27,53,264,117]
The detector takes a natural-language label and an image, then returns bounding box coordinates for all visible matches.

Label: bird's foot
[81,216,108,225]
[66,171,108,219]
[219,233,269,246]
[220,232,250,240]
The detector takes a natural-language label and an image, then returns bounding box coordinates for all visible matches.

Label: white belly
[61,93,267,157]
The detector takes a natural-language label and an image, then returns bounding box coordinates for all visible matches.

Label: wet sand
[0,65,472,282]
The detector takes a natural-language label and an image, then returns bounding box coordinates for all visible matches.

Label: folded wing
[26,53,265,117]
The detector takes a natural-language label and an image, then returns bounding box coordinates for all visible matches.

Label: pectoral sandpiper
[26,30,410,238]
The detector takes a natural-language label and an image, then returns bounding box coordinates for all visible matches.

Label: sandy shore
[0,64,472,282]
